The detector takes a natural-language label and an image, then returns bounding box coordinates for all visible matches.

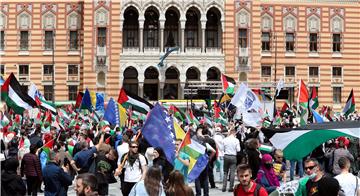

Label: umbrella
[262,121,360,160]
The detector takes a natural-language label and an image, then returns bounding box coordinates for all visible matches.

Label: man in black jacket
[1,158,26,196]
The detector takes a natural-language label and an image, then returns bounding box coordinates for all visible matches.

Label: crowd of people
[1,103,360,196]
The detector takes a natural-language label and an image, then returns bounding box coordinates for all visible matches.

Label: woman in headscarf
[256,154,280,193]
[153,147,174,185]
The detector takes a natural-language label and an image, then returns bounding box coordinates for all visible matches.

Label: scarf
[128,152,139,167]
[260,154,280,187]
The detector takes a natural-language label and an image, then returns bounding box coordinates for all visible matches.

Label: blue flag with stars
[142,103,176,164]
[103,98,120,126]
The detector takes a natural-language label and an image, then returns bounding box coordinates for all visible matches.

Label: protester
[256,154,280,193]
[166,170,194,196]
[129,166,166,196]
[21,143,43,196]
[153,147,174,184]
[222,126,241,192]
[174,138,190,183]
[213,126,225,182]
[334,157,360,196]
[94,148,118,195]
[233,164,268,196]
[246,138,262,180]
[43,150,73,196]
[75,173,99,196]
[272,149,287,183]
[117,134,129,165]
[325,137,354,175]
[117,141,148,196]
[1,158,26,196]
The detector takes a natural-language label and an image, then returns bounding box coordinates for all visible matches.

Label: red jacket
[234,181,268,196]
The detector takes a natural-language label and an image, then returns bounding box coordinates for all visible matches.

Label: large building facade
[0,0,359,110]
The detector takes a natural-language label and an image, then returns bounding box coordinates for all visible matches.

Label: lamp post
[52,30,55,104]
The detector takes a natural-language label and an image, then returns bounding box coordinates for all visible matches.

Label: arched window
[123,67,139,95]
[144,7,159,48]
[207,67,220,81]
[206,7,221,48]
[97,71,106,87]
[123,7,139,47]
[164,8,179,48]
[186,67,200,80]
[185,7,200,47]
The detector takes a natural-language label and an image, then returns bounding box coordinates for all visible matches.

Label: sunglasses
[304,165,316,171]
[130,146,138,148]
[275,156,283,159]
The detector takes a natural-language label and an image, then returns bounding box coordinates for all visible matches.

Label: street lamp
[52,30,55,104]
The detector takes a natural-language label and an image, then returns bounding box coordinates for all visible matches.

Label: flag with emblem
[142,103,176,164]
[297,80,309,126]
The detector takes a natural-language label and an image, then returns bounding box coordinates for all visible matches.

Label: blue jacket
[43,162,73,196]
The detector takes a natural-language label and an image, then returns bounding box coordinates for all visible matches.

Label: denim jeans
[290,159,304,181]
[195,166,209,196]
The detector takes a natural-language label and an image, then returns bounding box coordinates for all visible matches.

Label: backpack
[119,153,148,182]
[234,183,262,196]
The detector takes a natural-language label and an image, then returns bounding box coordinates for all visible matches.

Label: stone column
[139,19,144,52]
[159,82,165,99]
[138,82,144,97]
[179,82,185,99]
[180,19,186,53]
[201,19,207,53]
[160,19,165,53]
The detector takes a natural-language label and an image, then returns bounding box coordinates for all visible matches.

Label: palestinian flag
[1,73,37,114]
[38,97,57,114]
[169,105,186,122]
[118,88,153,114]
[297,80,309,126]
[186,109,199,126]
[221,74,236,94]
[343,89,355,117]
[281,102,290,113]
[309,86,319,110]
[262,121,360,161]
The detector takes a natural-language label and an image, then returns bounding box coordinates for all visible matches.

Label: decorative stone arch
[205,3,224,27]
[239,72,247,82]
[330,15,344,33]
[307,15,320,32]
[121,2,141,20]
[67,11,80,29]
[143,2,163,17]
[283,14,297,32]
[237,9,250,28]
[17,11,31,29]
[186,66,201,81]
[95,7,109,26]
[0,13,6,30]
[206,66,221,81]
[97,71,106,87]
[164,2,183,17]
[184,3,204,16]
[261,13,273,32]
[42,11,56,29]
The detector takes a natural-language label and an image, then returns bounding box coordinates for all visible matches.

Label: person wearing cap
[325,137,354,175]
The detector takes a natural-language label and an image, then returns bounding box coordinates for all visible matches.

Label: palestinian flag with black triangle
[1,73,37,114]
[118,88,153,114]
[221,74,236,94]
[343,89,355,117]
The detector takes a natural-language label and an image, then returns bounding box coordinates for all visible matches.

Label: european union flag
[142,103,176,164]
[81,88,92,112]
[103,98,120,126]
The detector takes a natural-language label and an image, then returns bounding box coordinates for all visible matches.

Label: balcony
[123,47,139,54]
[97,46,106,56]
[332,76,343,83]
[67,74,79,82]
[239,47,248,56]
[42,74,52,81]
[205,47,222,54]
[185,47,201,54]
[18,75,29,82]
[143,47,160,54]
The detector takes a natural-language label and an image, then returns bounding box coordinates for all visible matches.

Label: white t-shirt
[222,135,240,156]
[335,172,360,196]
[124,154,147,183]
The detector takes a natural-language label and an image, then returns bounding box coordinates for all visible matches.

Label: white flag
[230,83,262,113]
[276,78,285,97]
